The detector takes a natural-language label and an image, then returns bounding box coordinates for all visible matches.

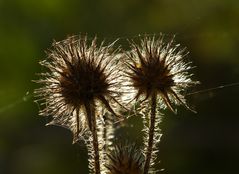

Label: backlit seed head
[124,35,199,113]
[105,143,144,174]
[34,35,122,142]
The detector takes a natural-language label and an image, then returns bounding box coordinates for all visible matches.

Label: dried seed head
[124,35,199,113]
[105,143,144,174]
[34,35,122,142]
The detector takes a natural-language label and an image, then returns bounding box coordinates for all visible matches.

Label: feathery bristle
[123,35,199,113]
[34,35,122,142]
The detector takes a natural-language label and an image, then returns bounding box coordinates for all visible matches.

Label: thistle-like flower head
[124,35,199,113]
[105,143,144,174]
[34,35,121,141]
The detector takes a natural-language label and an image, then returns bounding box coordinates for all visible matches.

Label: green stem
[143,93,157,174]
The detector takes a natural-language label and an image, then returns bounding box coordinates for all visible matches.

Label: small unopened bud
[105,143,144,174]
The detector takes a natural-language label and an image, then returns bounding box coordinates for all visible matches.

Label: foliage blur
[0,0,239,174]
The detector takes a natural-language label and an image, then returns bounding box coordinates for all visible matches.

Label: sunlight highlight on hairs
[0,34,238,116]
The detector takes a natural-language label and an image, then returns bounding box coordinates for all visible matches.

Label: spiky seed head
[124,35,199,113]
[105,143,144,174]
[34,35,122,142]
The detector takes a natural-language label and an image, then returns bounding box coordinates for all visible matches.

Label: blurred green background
[0,0,239,174]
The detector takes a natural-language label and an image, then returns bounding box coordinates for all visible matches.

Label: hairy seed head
[124,35,199,113]
[34,35,122,142]
[105,143,144,174]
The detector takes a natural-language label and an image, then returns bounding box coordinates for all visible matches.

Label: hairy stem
[143,93,157,174]
[89,104,101,174]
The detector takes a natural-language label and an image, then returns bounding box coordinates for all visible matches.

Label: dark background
[0,0,239,174]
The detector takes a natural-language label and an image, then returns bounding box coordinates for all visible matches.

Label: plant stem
[88,104,101,174]
[143,93,157,174]
[76,108,80,141]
